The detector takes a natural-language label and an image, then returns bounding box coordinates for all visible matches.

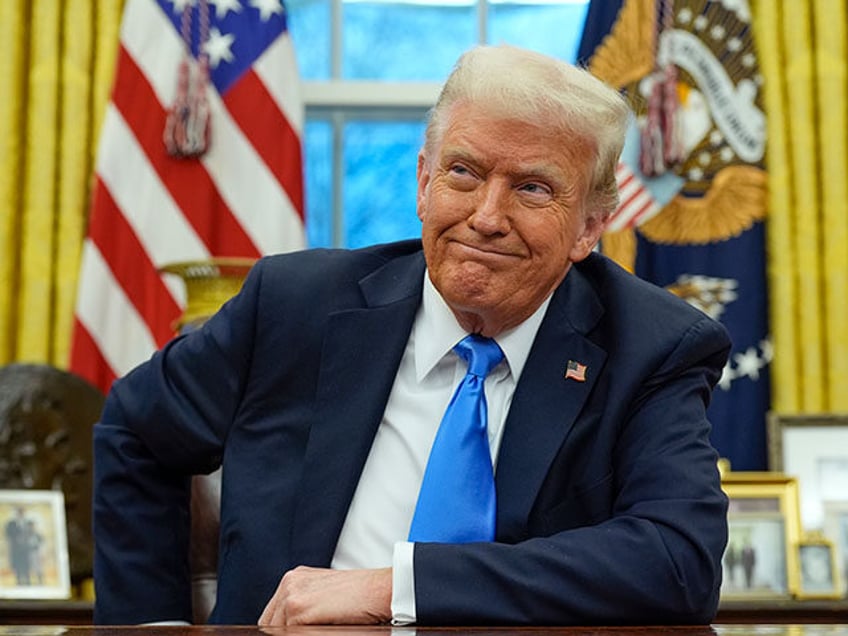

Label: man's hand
[258,566,393,626]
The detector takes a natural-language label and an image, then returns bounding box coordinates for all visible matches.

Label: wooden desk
[4,600,848,627]
[0,626,846,636]
[3,600,848,628]
[0,600,94,625]
[717,599,848,623]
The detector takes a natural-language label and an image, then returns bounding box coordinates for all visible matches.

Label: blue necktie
[408,334,504,543]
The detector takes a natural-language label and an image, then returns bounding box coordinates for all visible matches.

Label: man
[93,44,730,626]
[5,506,31,585]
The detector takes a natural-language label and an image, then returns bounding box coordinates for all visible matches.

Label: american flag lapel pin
[564,359,587,382]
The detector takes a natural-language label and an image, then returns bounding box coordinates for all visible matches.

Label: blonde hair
[424,45,629,221]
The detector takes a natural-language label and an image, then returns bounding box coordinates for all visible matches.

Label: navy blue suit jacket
[93,240,731,625]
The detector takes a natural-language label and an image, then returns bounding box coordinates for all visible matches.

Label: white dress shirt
[330,270,551,623]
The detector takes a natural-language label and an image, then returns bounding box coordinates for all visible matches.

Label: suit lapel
[495,264,607,540]
[290,252,425,566]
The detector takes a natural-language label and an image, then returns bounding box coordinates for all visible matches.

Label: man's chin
[434,265,497,300]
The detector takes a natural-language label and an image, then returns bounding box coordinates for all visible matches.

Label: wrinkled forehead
[430,96,596,148]
[425,99,598,176]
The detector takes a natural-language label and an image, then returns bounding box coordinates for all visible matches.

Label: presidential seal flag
[69,0,305,393]
[579,0,771,470]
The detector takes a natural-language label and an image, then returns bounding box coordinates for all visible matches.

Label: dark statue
[0,363,104,583]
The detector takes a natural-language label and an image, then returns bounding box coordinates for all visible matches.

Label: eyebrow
[440,146,477,165]
[442,147,564,180]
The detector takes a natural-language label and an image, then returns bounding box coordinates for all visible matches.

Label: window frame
[294,0,589,247]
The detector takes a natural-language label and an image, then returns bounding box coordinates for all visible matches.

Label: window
[286,0,591,248]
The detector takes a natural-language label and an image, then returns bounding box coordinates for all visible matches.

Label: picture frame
[823,501,848,598]
[0,489,71,599]
[767,412,848,531]
[720,470,802,600]
[796,531,842,599]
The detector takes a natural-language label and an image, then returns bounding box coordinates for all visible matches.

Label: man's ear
[568,214,607,263]
[416,151,430,222]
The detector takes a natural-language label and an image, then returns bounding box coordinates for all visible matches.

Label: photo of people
[0,490,70,599]
[721,515,789,599]
[798,543,836,596]
[823,503,848,598]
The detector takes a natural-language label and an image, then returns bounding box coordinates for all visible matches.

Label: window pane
[343,3,476,80]
[488,1,590,62]
[287,0,331,80]
[304,120,334,247]
[296,1,593,250]
[344,120,426,247]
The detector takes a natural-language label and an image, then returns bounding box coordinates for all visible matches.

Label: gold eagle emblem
[589,0,768,271]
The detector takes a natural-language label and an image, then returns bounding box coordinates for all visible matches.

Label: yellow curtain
[753,0,848,412]
[0,1,123,368]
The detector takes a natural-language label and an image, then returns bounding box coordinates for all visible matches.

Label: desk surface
[0,626,846,636]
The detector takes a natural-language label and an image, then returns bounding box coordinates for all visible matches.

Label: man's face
[417,101,604,335]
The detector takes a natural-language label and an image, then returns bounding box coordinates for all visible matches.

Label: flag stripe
[112,45,262,257]
[69,318,118,391]
[120,0,183,105]
[75,241,159,378]
[200,84,305,255]
[224,70,304,215]
[618,183,646,211]
[610,162,659,232]
[627,198,658,227]
[254,35,303,135]
[88,178,182,347]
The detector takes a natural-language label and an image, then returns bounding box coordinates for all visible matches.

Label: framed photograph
[767,412,848,531]
[823,501,848,597]
[796,532,842,599]
[0,490,71,599]
[720,471,802,600]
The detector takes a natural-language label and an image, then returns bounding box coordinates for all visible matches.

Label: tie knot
[454,334,504,378]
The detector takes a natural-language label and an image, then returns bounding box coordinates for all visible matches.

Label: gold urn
[159,257,256,333]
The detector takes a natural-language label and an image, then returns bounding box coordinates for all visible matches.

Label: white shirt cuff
[390,541,417,625]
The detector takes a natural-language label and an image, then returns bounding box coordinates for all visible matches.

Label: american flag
[69,0,304,393]
[564,360,587,383]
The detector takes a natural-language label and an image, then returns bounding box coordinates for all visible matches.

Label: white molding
[302,81,441,109]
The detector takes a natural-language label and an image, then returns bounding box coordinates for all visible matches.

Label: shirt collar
[414,271,552,382]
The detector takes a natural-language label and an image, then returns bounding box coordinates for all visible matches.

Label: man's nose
[469,179,511,235]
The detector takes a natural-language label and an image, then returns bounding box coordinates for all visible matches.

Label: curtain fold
[18,0,63,363]
[0,1,28,363]
[814,0,848,412]
[754,0,848,412]
[0,1,123,367]
[55,0,95,369]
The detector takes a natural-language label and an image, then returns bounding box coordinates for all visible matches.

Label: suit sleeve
[412,315,731,625]
[92,261,266,624]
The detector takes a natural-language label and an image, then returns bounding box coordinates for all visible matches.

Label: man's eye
[446,165,478,190]
[519,182,551,196]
